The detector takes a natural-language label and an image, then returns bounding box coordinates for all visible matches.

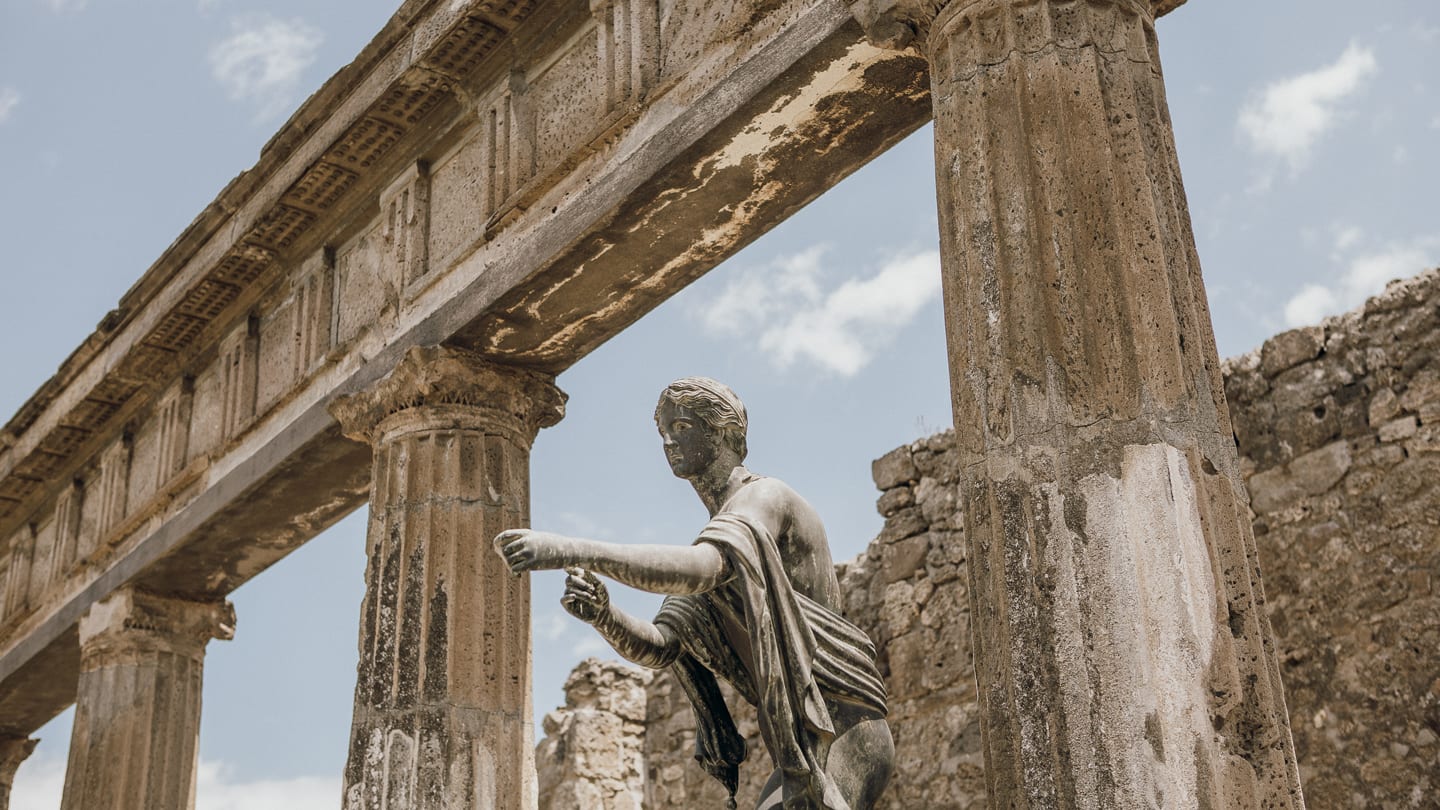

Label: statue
[494,377,894,810]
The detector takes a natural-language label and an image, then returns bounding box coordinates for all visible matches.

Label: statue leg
[756,768,783,809]
[827,719,894,810]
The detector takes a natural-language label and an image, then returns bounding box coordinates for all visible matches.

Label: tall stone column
[60,588,235,810]
[330,345,566,810]
[851,1,1304,806]
[0,737,37,810]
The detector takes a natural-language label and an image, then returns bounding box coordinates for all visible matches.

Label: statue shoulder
[727,476,811,527]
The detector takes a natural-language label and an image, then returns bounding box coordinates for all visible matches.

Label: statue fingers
[492,528,529,555]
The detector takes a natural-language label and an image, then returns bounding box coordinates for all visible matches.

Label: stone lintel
[328,345,566,448]
[78,588,235,667]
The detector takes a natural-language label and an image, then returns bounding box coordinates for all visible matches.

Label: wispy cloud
[698,246,942,377]
[574,636,611,656]
[1284,233,1440,327]
[13,754,339,810]
[0,88,19,125]
[538,610,569,642]
[209,15,323,121]
[43,0,87,13]
[1238,43,1377,175]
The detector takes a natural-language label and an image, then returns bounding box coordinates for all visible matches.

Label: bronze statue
[494,377,893,809]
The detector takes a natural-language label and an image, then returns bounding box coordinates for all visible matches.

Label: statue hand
[561,566,609,624]
[493,529,577,574]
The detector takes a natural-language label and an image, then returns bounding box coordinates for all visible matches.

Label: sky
[1,0,1438,806]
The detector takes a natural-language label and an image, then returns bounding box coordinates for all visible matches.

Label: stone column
[850,1,1304,806]
[60,588,235,810]
[330,345,566,810]
[0,737,37,810]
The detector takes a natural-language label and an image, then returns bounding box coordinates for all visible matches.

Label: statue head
[654,378,748,475]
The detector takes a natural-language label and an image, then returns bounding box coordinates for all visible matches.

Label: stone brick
[1378,415,1418,442]
[1261,325,1326,378]
[1247,439,1352,514]
[880,532,929,584]
[875,486,914,517]
[871,446,918,490]
[1369,387,1400,424]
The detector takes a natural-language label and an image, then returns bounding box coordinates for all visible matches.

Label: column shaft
[915,0,1303,806]
[331,346,565,810]
[59,588,234,810]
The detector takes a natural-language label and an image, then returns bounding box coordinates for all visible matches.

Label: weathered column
[850,1,1305,806]
[60,588,235,810]
[330,345,566,810]
[0,737,37,810]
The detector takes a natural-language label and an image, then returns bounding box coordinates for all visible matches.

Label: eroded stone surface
[332,347,565,810]
[0,737,36,810]
[1224,267,1440,808]
[537,659,652,810]
[61,588,233,810]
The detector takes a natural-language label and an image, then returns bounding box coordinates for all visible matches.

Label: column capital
[0,736,36,780]
[329,345,566,447]
[78,588,235,667]
[850,0,1172,52]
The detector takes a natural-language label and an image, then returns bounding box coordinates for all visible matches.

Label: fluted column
[330,345,566,810]
[851,0,1304,806]
[0,737,37,810]
[60,588,235,810]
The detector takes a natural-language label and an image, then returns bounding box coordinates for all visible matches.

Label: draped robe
[654,511,887,810]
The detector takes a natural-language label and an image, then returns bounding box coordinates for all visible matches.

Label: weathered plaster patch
[708,39,890,172]
[1068,442,1219,808]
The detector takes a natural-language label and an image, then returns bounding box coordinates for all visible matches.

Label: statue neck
[693,463,753,516]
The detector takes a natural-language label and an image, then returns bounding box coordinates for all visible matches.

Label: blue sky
[2,0,1437,806]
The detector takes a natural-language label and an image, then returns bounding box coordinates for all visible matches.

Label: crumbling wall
[536,268,1440,809]
[537,659,652,810]
[1222,269,1440,806]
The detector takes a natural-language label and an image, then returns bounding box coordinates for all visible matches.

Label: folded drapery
[655,512,887,810]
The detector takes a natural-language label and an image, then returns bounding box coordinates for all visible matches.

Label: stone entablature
[0,0,952,736]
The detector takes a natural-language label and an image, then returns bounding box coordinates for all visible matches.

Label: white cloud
[12,755,338,810]
[1284,236,1440,327]
[196,761,339,810]
[209,15,323,120]
[1238,43,1377,173]
[1332,226,1363,254]
[0,88,19,125]
[574,636,610,656]
[699,246,942,377]
[43,0,87,12]
[538,610,569,641]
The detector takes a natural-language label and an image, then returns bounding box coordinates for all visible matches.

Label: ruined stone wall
[536,659,652,810]
[536,268,1440,809]
[1222,269,1440,806]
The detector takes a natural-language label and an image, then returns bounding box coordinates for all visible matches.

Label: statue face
[656,399,723,479]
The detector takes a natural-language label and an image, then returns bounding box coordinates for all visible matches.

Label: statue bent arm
[562,567,680,669]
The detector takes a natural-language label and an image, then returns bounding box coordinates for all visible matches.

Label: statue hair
[655,377,748,461]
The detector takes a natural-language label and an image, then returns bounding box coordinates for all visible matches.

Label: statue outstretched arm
[562,567,680,669]
[494,529,727,595]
